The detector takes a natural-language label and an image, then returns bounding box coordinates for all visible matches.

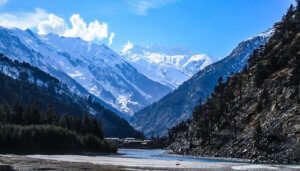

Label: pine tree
[248,49,260,67]
[31,102,41,124]
[254,121,263,148]
[193,98,203,122]
[12,101,24,125]
[97,120,104,139]
[296,0,300,17]
[3,104,11,123]
[255,63,267,87]
[44,104,57,124]
[232,116,238,138]
[18,72,29,82]
[23,104,32,125]
[81,112,91,135]
[59,114,70,129]
[291,55,300,103]
[287,4,295,20]
[90,118,104,139]
[0,105,4,123]
[238,76,243,100]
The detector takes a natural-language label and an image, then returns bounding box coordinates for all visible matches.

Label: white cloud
[0,9,113,43]
[38,14,67,35]
[0,0,7,6]
[0,8,48,29]
[63,14,109,41]
[127,0,178,15]
[122,41,134,54]
[108,32,115,46]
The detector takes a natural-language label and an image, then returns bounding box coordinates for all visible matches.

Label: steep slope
[0,28,171,117]
[0,54,142,138]
[0,27,122,117]
[122,45,213,89]
[131,30,273,136]
[169,5,300,163]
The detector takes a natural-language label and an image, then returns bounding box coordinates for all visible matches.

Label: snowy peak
[41,34,122,65]
[182,54,212,76]
[0,27,171,117]
[246,28,275,41]
[122,44,214,89]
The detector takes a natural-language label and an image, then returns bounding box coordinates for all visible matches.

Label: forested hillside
[0,54,143,138]
[169,4,300,163]
[0,104,116,153]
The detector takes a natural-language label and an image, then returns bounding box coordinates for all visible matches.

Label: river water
[117,148,227,162]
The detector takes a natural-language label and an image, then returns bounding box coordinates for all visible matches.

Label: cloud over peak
[64,14,109,42]
[38,14,67,35]
[0,8,114,44]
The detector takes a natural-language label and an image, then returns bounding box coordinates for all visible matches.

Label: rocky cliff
[168,4,300,163]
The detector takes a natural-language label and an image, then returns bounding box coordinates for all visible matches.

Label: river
[23,149,300,170]
[118,148,230,162]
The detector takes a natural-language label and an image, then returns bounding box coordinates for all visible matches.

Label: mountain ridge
[131,29,273,136]
[0,27,171,117]
[122,44,213,89]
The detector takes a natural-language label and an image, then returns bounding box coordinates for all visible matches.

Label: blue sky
[0,0,294,58]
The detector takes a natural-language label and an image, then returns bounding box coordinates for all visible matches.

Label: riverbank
[1,149,300,170]
[163,150,254,163]
[0,154,243,170]
[0,155,122,171]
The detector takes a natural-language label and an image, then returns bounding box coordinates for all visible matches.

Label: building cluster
[105,137,153,148]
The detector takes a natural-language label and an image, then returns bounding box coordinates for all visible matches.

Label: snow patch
[67,70,83,78]
[117,95,138,115]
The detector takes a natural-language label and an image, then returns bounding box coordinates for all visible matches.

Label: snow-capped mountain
[0,27,171,117]
[131,29,274,136]
[122,45,213,89]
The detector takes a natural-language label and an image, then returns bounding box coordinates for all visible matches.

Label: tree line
[0,102,116,153]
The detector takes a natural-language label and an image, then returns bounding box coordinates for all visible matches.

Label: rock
[0,164,14,171]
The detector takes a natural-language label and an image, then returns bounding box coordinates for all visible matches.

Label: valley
[0,0,298,170]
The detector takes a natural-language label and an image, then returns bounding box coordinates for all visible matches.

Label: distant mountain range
[131,29,274,136]
[122,45,213,89]
[0,27,171,118]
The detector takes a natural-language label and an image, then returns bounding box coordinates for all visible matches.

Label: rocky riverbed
[0,149,300,170]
